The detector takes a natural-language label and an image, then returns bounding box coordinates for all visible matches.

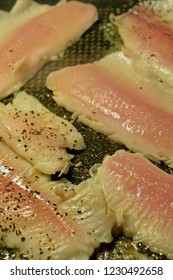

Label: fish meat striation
[114,2,173,86]
[0,92,86,175]
[96,51,173,114]
[0,0,98,99]
[0,141,114,259]
[95,150,173,259]
[46,63,173,167]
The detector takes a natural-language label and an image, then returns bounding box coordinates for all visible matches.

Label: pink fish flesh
[96,51,173,114]
[96,150,173,259]
[0,92,86,175]
[0,0,98,99]
[0,141,114,259]
[46,63,173,167]
[114,3,173,86]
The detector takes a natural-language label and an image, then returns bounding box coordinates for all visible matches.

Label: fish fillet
[0,0,50,47]
[96,150,173,259]
[46,63,173,167]
[0,141,114,259]
[0,92,86,175]
[10,0,48,14]
[0,145,99,260]
[114,2,173,86]
[0,140,73,206]
[144,0,173,25]
[0,0,98,99]
[96,51,173,114]
[60,175,114,245]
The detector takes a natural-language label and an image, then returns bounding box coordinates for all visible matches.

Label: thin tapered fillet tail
[46,63,173,167]
[114,2,173,87]
[0,91,86,175]
[0,142,100,260]
[96,150,173,259]
[0,0,98,99]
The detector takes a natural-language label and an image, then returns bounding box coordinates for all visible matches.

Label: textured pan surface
[0,0,169,260]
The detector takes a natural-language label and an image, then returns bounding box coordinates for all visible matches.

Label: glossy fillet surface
[0,92,86,175]
[96,51,173,114]
[115,3,173,86]
[46,63,173,167]
[0,0,98,98]
[97,150,173,259]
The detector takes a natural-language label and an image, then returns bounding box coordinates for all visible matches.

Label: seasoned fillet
[0,171,96,259]
[0,142,113,260]
[0,141,69,206]
[114,2,173,86]
[60,176,114,244]
[0,92,86,175]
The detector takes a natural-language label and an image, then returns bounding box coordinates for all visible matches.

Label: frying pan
[0,0,168,260]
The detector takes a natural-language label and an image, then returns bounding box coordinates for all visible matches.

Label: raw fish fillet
[96,51,173,114]
[46,63,173,167]
[0,142,100,260]
[96,150,173,259]
[114,3,173,86]
[0,0,98,99]
[0,0,49,49]
[0,141,114,259]
[0,92,86,175]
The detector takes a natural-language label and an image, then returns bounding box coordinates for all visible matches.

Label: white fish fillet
[60,175,114,244]
[144,0,173,25]
[11,0,48,14]
[0,92,86,175]
[0,146,98,260]
[0,141,114,259]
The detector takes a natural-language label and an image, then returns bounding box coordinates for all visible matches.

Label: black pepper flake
[22,129,26,134]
